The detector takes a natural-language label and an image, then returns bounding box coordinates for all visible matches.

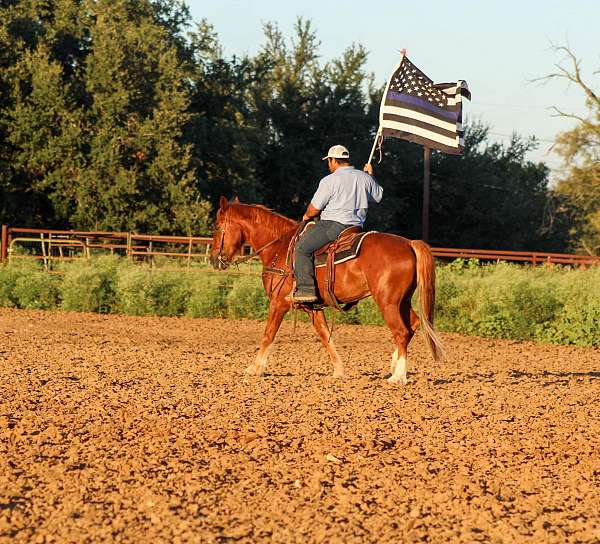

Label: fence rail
[1,224,599,267]
[1,226,214,267]
[430,247,600,266]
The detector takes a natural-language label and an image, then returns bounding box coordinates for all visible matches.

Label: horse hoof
[332,371,346,380]
[245,365,264,376]
[387,375,408,385]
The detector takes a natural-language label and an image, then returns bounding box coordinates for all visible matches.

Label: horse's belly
[315,258,369,302]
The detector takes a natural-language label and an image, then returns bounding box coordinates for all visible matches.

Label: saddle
[288,221,376,310]
[313,227,371,267]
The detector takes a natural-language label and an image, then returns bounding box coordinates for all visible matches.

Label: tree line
[0,0,596,252]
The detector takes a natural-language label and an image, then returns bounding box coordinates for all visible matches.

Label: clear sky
[185,0,598,177]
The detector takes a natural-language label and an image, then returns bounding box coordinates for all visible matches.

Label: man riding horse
[210,151,443,382]
[292,145,384,303]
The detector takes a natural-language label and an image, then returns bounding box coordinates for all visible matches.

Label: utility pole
[422,147,431,242]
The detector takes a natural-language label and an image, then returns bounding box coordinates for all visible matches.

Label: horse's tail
[410,240,446,363]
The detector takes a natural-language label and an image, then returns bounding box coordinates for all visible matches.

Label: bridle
[213,215,283,269]
[214,220,229,269]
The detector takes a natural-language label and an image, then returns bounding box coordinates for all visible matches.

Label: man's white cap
[322,144,350,161]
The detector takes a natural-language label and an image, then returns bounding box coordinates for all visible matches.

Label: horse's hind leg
[390,304,419,375]
[311,310,345,379]
[376,298,414,385]
[409,306,420,334]
[246,298,289,376]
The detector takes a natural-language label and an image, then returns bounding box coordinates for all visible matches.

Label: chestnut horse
[210,197,445,384]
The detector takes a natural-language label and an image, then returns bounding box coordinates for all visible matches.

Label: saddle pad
[314,231,376,268]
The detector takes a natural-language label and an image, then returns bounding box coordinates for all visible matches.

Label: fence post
[40,233,49,271]
[127,232,132,259]
[1,225,7,262]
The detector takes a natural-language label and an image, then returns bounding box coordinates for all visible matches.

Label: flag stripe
[380,120,460,148]
[437,81,471,100]
[382,115,459,140]
[384,97,459,121]
[385,91,460,117]
[382,105,461,133]
[382,128,463,155]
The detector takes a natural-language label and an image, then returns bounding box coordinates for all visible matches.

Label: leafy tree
[431,123,558,250]
[0,0,86,226]
[248,18,375,218]
[541,45,600,255]
[0,0,211,234]
[365,121,567,251]
[78,0,209,234]
[185,20,267,205]
[5,44,83,224]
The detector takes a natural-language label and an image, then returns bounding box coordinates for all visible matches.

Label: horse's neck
[240,221,271,250]
[236,209,295,266]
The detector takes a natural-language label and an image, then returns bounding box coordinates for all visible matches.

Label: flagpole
[366,128,381,165]
[366,49,406,165]
[422,146,431,242]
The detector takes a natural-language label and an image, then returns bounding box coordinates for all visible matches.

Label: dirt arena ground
[0,309,599,543]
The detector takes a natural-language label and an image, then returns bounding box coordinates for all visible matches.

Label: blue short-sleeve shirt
[311,166,383,226]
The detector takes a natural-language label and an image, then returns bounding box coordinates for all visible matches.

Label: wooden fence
[1,225,599,267]
[430,247,600,267]
[0,226,214,267]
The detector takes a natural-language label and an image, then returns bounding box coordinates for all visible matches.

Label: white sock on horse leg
[389,349,407,384]
[255,343,274,371]
[390,348,398,374]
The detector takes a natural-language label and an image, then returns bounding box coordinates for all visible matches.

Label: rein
[215,215,292,269]
[229,237,281,266]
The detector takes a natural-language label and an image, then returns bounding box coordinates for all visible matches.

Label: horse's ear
[219,196,228,210]
[232,195,240,203]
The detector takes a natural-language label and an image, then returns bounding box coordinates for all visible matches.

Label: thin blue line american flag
[379,56,471,155]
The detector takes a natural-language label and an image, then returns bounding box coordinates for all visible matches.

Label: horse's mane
[229,203,297,236]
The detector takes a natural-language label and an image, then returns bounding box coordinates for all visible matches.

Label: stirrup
[287,290,318,303]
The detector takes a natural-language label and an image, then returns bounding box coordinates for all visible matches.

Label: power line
[470,101,589,112]
[487,131,556,144]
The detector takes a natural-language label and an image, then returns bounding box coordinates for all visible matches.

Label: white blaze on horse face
[388,349,408,384]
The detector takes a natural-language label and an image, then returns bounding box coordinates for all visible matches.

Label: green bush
[60,255,120,313]
[0,265,19,307]
[435,262,600,347]
[0,257,598,348]
[330,304,361,325]
[186,274,232,318]
[226,275,269,319]
[13,269,60,310]
[115,267,153,316]
[537,268,600,347]
[115,266,191,317]
[356,298,385,326]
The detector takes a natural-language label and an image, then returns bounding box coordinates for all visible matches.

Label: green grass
[0,256,598,347]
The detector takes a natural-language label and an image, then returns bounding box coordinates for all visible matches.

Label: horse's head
[210,196,244,270]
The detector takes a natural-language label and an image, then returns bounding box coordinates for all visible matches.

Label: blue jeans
[295,220,348,293]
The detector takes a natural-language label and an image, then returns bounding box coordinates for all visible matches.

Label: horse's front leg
[310,310,345,379]
[245,298,290,376]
